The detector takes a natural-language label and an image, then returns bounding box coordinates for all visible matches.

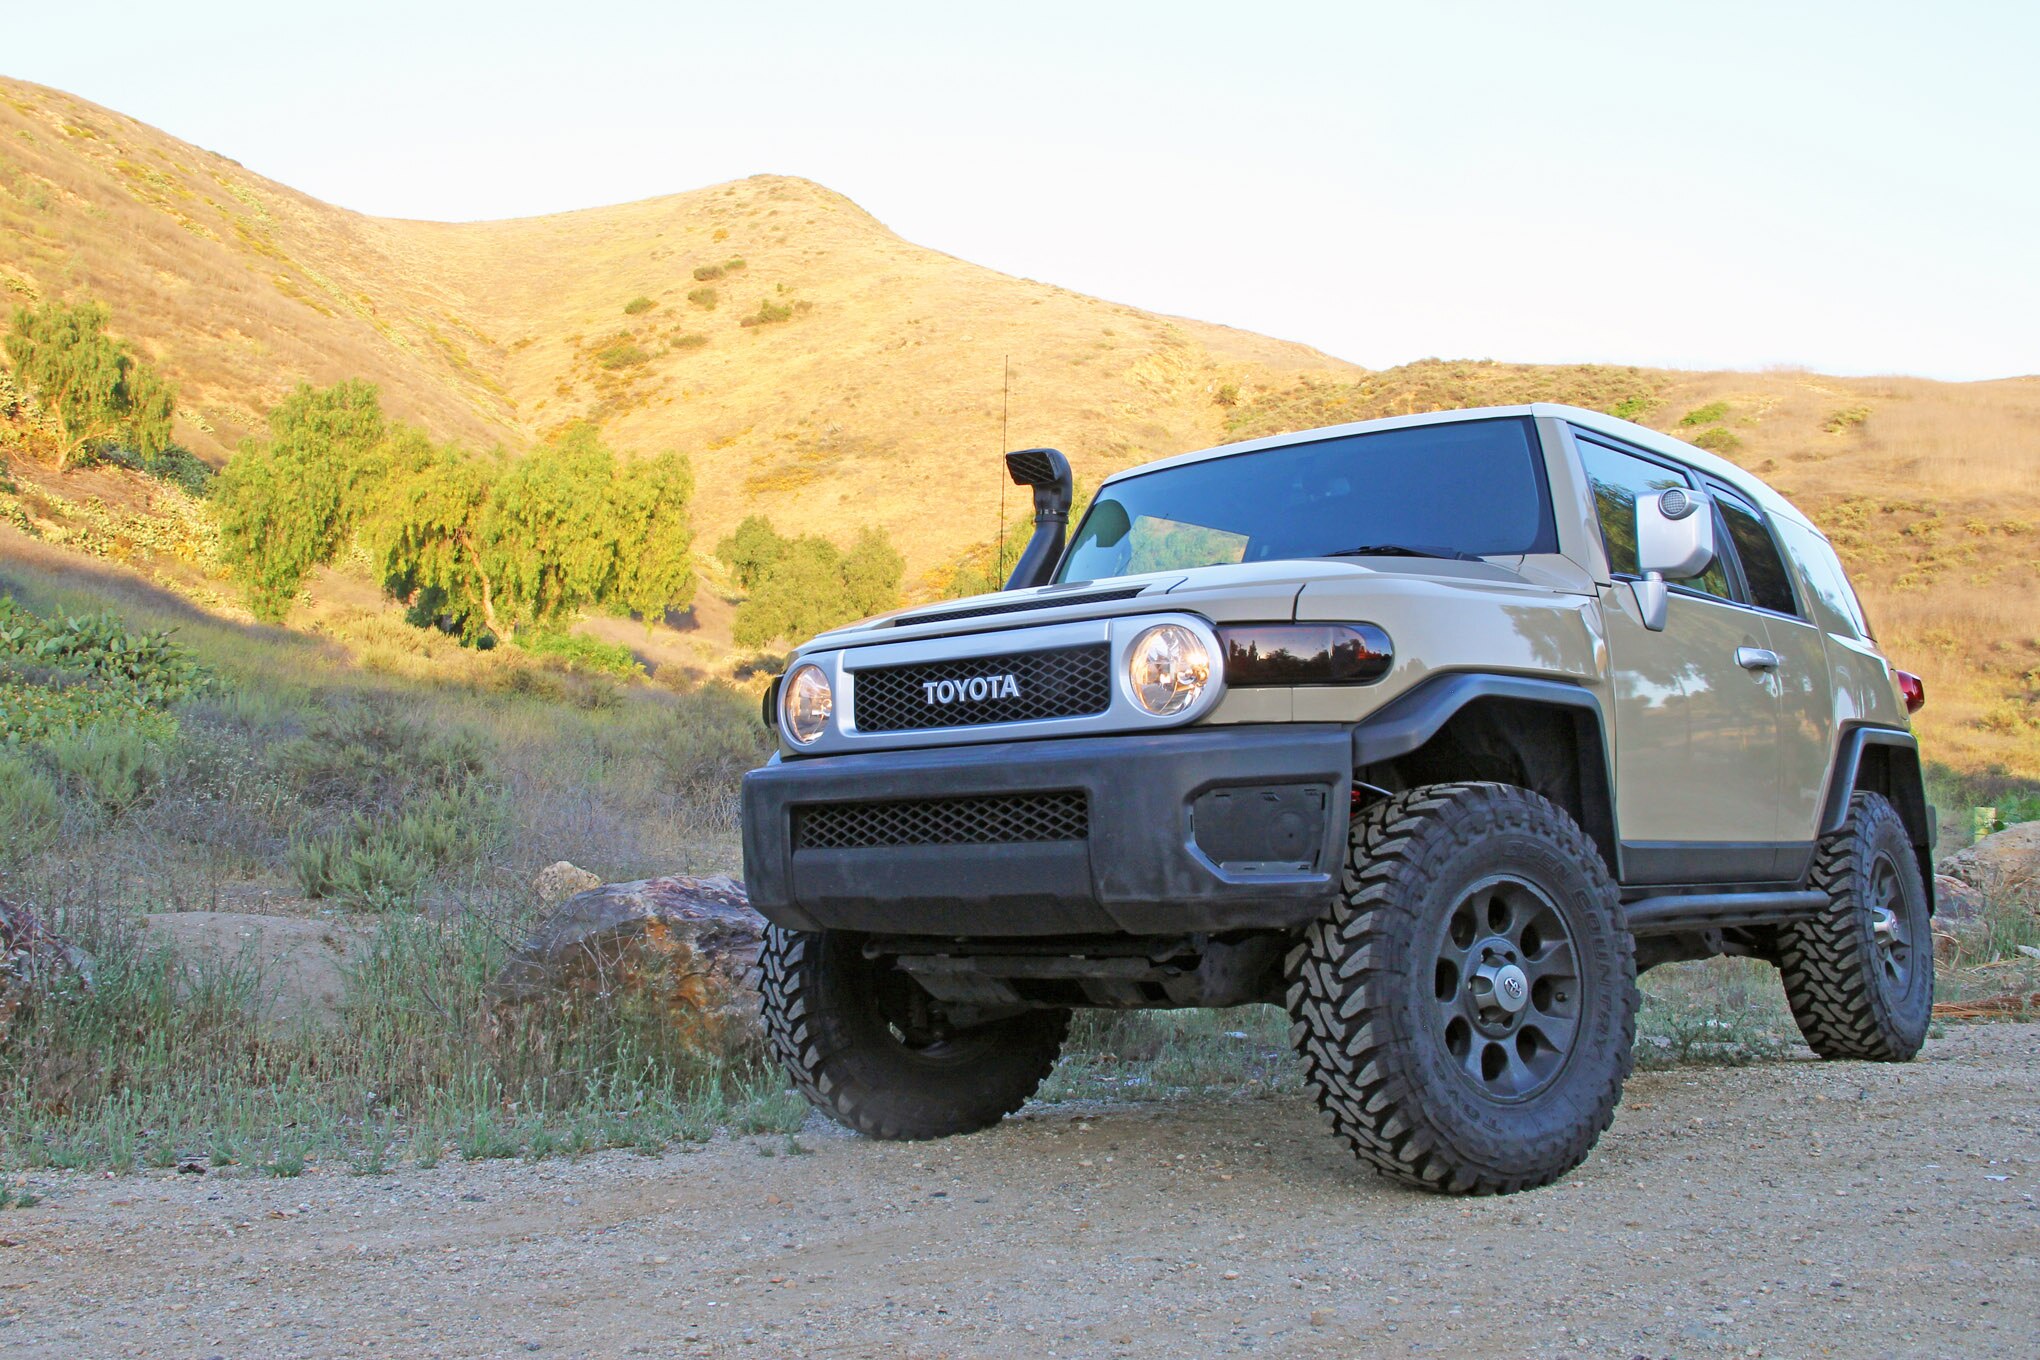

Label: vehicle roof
[1101,403,1821,533]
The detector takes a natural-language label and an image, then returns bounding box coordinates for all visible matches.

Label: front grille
[896,586,1146,628]
[794,792,1090,850]
[851,644,1112,732]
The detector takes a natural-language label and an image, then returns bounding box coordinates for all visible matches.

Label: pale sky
[9,1,2037,380]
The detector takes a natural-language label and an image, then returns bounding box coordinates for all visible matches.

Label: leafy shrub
[723,257,746,272]
[0,668,161,746]
[739,300,793,328]
[43,721,168,816]
[511,630,645,679]
[692,264,724,282]
[595,339,652,370]
[622,296,656,316]
[670,333,708,351]
[1692,426,1742,454]
[273,697,491,812]
[288,785,505,908]
[687,287,717,310]
[0,597,208,702]
[143,444,215,496]
[1610,395,1658,421]
[1678,401,1730,427]
[0,749,62,859]
[1823,406,1871,433]
[1212,383,1239,408]
[650,683,773,798]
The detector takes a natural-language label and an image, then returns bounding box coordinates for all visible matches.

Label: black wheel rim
[1866,850,1913,991]
[1430,873,1582,1103]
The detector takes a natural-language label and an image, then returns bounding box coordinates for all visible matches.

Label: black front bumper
[740,725,1353,936]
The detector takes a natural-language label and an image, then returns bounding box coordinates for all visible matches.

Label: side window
[1574,438,1736,602]
[1774,519,1872,639]
[1714,492,1799,617]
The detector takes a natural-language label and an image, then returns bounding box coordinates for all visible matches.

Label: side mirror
[1631,488,1714,632]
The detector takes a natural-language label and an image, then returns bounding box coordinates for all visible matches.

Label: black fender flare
[1819,724,1935,913]
[1349,672,1618,878]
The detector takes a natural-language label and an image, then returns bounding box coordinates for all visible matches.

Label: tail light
[1895,669,1925,714]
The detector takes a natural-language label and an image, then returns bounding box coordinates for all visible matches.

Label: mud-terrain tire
[759,925,1069,1140]
[1286,782,1637,1195]
[1776,792,1932,1062]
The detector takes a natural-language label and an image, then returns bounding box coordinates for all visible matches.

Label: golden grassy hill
[0,76,1350,572]
[0,78,2035,778]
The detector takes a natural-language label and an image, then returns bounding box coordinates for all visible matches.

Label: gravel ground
[2,1023,2035,1360]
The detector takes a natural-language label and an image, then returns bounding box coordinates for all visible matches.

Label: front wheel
[759,926,1069,1140]
[1286,782,1637,1195]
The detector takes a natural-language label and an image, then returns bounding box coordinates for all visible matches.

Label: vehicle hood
[801,555,1551,654]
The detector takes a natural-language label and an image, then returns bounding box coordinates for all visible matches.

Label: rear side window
[1715,493,1799,617]
[1574,438,1734,601]
[1773,519,1872,639]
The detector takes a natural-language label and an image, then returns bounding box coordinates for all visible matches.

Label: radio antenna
[996,354,1010,579]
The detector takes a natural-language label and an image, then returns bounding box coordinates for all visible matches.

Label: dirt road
[3,1023,2035,1360]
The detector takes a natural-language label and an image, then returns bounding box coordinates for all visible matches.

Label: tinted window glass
[1715,493,1799,616]
[1774,519,1872,639]
[1058,418,1555,583]
[1574,438,1735,601]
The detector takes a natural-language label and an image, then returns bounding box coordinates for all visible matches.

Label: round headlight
[1126,623,1212,716]
[781,664,833,744]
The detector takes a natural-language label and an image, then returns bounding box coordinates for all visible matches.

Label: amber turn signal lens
[1895,669,1925,714]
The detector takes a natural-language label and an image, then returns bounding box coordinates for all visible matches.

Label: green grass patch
[739,300,793,329]
[594,339,652,370]
[1679,401,1730,427]
[1692,426,1742,453]
[686,286,717,310]
[510,630,645,679]
[622,295,656,316]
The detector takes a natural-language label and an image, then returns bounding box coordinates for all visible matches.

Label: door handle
[1736,647,1781,671]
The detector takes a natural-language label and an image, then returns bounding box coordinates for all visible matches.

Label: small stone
[533,861,604,906]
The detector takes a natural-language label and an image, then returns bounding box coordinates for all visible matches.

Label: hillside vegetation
[0,76,2035,779]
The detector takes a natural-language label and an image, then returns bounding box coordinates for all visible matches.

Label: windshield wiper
[1321,544,1483,562]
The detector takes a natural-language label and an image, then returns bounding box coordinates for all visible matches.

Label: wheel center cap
[1489,963,1530,1013]
[1469,954,1531,1016]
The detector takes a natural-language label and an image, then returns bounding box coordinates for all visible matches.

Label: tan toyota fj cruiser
[741,405,1934,1194]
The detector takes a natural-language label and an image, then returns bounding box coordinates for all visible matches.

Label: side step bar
[1624,890,1828,935]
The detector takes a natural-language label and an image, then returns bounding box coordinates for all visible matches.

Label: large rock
[1940,821,2040,898]
[491,874,765,1048]
[0,897,91,1041]
[1933,874,1988,927]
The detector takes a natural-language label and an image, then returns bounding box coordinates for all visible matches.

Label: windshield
[1056,417,1556,583]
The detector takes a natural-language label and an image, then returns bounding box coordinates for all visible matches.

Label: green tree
[360,427,496,640]
[367,422,697,642]
[716,514,790,591]
[609,451,697,626]
[4,300,175,469]
[732,536,850,648]
[216,380,388,621]
[727,524,903,647]
[842,526,904,617]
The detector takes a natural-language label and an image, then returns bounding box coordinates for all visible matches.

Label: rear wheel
[759,926,1069,1140]
[1776,792,1932,1061]
[1286,782,1636,1195]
